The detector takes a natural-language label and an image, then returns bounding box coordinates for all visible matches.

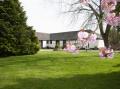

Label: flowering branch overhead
[79,0,120,26]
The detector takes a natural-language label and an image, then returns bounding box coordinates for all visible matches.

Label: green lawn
[0,50,120,89]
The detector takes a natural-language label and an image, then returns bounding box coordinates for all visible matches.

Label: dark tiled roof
[50,30,93,40]
[36,30,100,40]
[50,31,77,40]
[35,32,50,40]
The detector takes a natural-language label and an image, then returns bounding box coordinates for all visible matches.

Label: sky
[19,0,85,33]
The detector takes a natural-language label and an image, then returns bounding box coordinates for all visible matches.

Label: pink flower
[106,13,119,26]
[78,31,84,41]
[101,0,117,12]
[70,45,77,52]
[78,31,88,41]
[64,43,77,53]
[89,33,97,44]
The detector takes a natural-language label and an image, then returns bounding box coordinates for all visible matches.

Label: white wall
[43,41,47,48]
[44,40,99,49]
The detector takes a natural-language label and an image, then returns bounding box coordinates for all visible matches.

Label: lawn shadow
[113,64,120,67]
[1,71,120,89]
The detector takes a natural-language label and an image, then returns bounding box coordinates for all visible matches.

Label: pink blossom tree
[65,0,120,48]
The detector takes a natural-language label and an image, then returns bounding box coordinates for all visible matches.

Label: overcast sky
[19,0,85,33]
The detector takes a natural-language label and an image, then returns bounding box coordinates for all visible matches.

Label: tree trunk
[102,25,111,48]
[103,34,109,48]
[98,18,111,48]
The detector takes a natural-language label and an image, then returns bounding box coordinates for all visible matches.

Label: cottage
[36,30,101,49]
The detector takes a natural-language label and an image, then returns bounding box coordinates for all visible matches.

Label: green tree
[0,0,39,56]
[109,28,120,50]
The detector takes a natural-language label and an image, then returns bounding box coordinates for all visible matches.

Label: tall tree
[63,0,120,48]
[0,0,39,56]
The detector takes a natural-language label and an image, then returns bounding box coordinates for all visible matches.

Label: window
[50,40,52,44]
[47,40,49,44]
